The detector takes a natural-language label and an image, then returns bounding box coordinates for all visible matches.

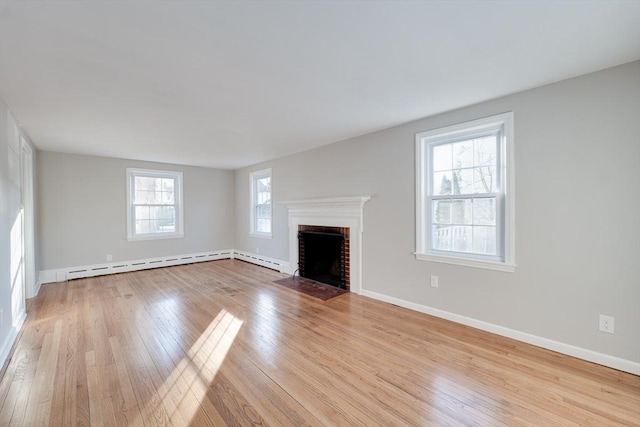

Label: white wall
[0,98,35,368]
[37,152,235,270]
[235,62,640,367]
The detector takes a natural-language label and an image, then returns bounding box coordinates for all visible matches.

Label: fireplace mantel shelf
[280,196,371,210]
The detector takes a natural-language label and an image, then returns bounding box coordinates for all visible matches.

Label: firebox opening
[298,230,345,289]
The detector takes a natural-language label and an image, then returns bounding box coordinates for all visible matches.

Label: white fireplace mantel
[281,196,371,294]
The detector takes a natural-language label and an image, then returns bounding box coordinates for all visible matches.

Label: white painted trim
[20,138,36,298]
[33,271,42,297]
[126,233,185,242]
[280,196,371,210]
[362,290,640,376]
[0,309,26,372]
[249,233,273,240]
[282,196,371,295]
[415,253,516,272]
[232,250,289,273]
[38,249,234,285]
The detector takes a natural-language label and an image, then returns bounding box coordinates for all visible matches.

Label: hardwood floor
[1,259,638,426]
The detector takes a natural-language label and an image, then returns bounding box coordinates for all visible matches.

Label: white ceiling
[1,1,638,170]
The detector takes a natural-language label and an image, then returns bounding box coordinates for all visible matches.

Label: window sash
[426,193,504,261]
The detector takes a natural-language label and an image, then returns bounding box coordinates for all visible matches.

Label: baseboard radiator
[38,249,289,285]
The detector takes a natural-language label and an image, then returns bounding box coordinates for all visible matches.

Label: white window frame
[250,168,273,238]
[126,168,184,241]
[415,112,515,272]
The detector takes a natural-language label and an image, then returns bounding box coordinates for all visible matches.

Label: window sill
[415,252,515,272]
[128,233,184,242]
[250,233,273,239]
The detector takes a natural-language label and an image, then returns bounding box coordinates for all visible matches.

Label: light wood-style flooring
[1,259,638,426]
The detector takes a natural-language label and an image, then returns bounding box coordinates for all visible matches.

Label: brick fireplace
[282,196,370,295]
[298,225,350,290]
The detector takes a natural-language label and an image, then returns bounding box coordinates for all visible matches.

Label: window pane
[433,171,453,195]
[161,191,174,204]
[163,206,175,222]
[432,200,451,224]
[473,167,496,193]
[161,178,175,192]
[160,212,175,231]
[256,204,271,219]
[150,206,163,220]
[157,207,175,232]
[432,144,452,172]
[474,136,497,167]
[257,192,270,205]
[134,190,150,204]
[453,140,473,169]
[257,218,271,233]
[451,226,472,252]
[135,219,149,234]
[432,225,452,251]
[450,199,472,224]
[452,169,473,194]
[257,177,271,192]
[473,226,497,255]
[135,176,152,189]
[154,190,165,204]
[473,198,496,225]
[135,206,150,220]
[148,220,161,234]
[138,189,162,204]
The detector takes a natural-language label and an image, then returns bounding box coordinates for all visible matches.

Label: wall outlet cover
[599,314,615,334]
[430,275,438,288]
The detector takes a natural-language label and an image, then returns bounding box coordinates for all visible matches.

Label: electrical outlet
[106,254,113,262]
[599,315,615,334]
[256,248,259,254]
[430,275,439,288]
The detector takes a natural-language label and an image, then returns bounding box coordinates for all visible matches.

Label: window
[250,168,272,238]
[126,168,183,241]
[415,112,515,272]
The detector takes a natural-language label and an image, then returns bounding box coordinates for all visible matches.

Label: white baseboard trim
[38,249,235,286]
[0,309,27,373]
[33,272,42,298]
[232,250,289,273]
[361,289,640,376]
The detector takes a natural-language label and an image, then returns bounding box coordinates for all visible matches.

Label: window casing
[126,168,184,241]
[415,113,515,272]
[250,168,272,238]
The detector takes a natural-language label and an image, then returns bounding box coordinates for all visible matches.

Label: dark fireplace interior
[298,227,348,289]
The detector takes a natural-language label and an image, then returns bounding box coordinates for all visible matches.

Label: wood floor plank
[0,259,638,427]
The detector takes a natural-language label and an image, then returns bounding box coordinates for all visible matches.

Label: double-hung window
[126,168,184,240]
[250,168,272,238]
[415,112,515,271]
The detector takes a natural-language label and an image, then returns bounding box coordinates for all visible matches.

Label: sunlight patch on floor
[140,309,243,425]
